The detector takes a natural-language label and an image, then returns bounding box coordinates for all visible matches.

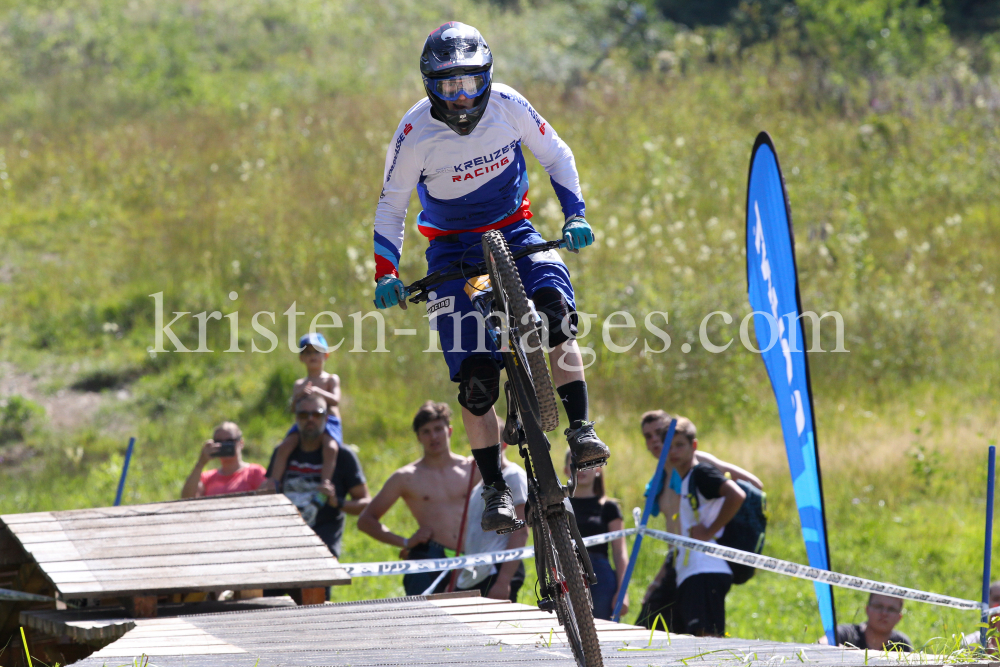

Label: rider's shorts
[425,218,576,382]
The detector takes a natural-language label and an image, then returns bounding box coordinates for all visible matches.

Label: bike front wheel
[549,511,603,666]
[481,230,560,432]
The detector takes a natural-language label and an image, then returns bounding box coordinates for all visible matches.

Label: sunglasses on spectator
[296,409,326,420]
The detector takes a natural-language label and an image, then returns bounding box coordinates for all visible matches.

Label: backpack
[716,480,767,584]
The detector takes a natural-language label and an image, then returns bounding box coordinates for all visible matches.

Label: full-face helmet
[420,22,493,136]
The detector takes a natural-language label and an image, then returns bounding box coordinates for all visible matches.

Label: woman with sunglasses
[181,421,266,499]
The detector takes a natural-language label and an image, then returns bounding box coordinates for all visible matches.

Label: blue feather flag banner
[745,132,837,645]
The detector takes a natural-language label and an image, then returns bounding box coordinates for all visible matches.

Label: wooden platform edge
[19,608,135,646]
[57,569,352,600]
[424,590,482,601]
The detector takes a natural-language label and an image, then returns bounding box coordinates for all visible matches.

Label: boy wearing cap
[267,333,342,489]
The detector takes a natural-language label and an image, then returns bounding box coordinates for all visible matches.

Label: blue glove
[374,275,408,309]
[562,215,594,252]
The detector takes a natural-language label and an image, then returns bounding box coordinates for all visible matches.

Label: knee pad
[458,356,501,416]
[532,287,578,348]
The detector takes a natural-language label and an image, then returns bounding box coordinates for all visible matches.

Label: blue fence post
[611,418,676,623]
[114,437,136,507]
[982,445,996,650]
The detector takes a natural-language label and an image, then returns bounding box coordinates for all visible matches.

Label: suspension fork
[560,499,599,587]
[504,380,598,589]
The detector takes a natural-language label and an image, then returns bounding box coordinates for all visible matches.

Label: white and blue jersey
[372,83,586,280]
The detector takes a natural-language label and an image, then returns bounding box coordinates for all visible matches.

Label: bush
[0,395,43,444]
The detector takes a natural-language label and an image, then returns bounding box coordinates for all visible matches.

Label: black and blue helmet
[420,22,493,136]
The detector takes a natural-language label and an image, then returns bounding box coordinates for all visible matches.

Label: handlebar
[404,239,566,304]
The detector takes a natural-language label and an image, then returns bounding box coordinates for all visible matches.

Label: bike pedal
[537,598,556,614]
[496,520,526,535]
[574,457,608,472]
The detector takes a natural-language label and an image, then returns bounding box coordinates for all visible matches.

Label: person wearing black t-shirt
[564,450,629,620]
[819,594,912,652]
[266,395,370,559]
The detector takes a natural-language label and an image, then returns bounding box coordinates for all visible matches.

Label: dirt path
[0,362,119,431]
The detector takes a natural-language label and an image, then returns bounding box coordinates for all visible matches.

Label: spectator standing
[563,449,629,620]
[358,401,472,595]
[820,594,912,651]
[637,410,762,631]
[267,395,370,559]
[640,410,761,534]
[181,421,266,498]
[658,416,746,637]
[456,442,528,601]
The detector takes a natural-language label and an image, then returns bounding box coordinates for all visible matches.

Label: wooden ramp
[68,592,923,666]
[0,494,349,615]
[21,595,298,646]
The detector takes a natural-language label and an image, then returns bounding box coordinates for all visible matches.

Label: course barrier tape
[344,526,987,614]
[342,528,636,577]
[639,527,980,611]
[0,530,987,613]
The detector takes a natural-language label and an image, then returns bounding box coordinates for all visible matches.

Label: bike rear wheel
[481,230,560,432]
[548,511,603,666]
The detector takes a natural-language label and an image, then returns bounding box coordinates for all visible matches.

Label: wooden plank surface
[48,557,341,584]
[7,504,296,533]
[0,494,290,525]
[24,526,319,559]
[25,533,324,562]
[66,594,938,667]
[57,568,349,596]
[20,597,297,645]
[13,515,302,544]
[39,545,334,572]
[2,496,347,599]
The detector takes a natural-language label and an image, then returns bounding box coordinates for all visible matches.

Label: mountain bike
[405,230,604,667]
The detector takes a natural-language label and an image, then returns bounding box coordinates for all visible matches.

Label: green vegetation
[0,0,998,650]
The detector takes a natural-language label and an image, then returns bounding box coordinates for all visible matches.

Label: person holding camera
[181,421,267,498]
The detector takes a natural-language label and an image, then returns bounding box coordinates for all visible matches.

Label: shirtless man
[636,409,763,630]
[358,400,473,595]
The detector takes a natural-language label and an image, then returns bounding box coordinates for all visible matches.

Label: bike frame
[405,236,601,665]
[495,303,598,594]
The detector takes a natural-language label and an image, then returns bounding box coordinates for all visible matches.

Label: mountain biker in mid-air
[371,22,610,534]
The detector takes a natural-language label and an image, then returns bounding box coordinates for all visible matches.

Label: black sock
[558,380,589,426]
[472,443,505,488]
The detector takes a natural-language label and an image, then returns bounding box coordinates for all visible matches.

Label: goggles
[427,71,491,102]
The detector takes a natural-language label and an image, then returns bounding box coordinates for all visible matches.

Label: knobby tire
[550,511,603,666]
[481,230,560,432]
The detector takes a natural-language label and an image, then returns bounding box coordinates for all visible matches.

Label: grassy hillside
[1,0,999,649]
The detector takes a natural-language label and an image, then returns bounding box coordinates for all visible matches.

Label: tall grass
[0,0,998,649]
